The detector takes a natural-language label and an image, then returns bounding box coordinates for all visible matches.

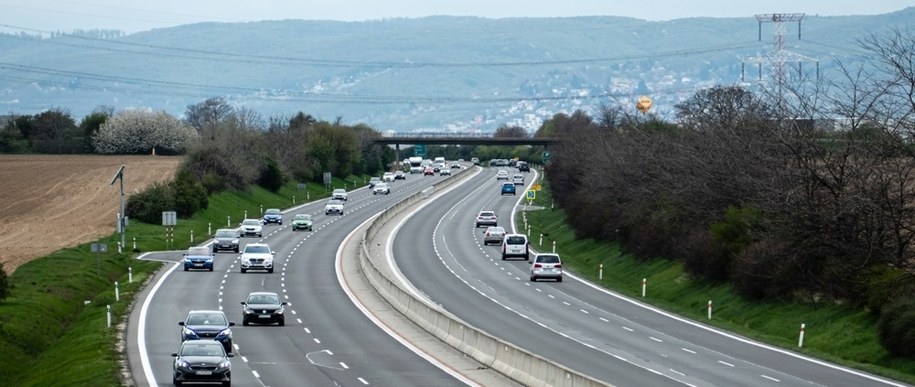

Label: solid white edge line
[138,253,182,387]
[336,213,480,387]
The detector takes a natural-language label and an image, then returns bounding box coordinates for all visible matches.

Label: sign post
[526,190,536,206]
[91,243,107,276]
[162,211,177,250]
[323,172,332,189]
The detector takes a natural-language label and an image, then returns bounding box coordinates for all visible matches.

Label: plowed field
[0,155,181,273]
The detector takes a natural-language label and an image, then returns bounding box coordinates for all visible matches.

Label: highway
[390,166,909,387]
[126,172,476,387]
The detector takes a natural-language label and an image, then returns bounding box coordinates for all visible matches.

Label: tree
[185,97,233,136]
[79,107,111,153]
[674,86,771,131]
[93,109,198,154]
[0,261,8,302]
[493,124,528,138]
[31,109,80,153]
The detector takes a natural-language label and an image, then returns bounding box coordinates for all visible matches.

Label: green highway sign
[415,144,426,157]
[542,151,551,164]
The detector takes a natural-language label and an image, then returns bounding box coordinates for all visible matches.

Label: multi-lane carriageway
[127,165,909,387]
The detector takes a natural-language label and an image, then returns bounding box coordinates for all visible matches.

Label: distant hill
[1,9,913,131]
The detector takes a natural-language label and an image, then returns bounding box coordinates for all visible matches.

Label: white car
[373,182,390,195]
[383,172,395,182]
[325,199,344,215]
[240,243,275,273]
[512,174,524,186]
[240,219,263,237]
[332,188,348,201]
[439,168,452,176]
[501,234,529,260]
[530,253,563,282]
[496,170,509,180]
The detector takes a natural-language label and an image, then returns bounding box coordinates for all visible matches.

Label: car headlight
[231,239,239,244]
[183,327,195,337]
[219,360,231,369]
[177,360,190,368]
[218,328,232,338]
[276,306,285,314]
[243,307,254,314]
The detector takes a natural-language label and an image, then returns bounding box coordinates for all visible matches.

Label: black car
[517,161,530,172]
[179,310,235,353]
[241,292,287,326]
[171,340,233,386]
[212,229,240,253]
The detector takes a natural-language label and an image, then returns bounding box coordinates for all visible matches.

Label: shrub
[257,157,285,192]
[172,168,208,217]
[126,182,175,224]
[0,262,8,302]
[878,298,915,358]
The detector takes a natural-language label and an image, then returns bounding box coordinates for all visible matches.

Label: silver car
[530,253,563,282]
[483,226,506,245]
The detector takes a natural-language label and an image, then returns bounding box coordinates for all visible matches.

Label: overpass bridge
[373,133,560,164]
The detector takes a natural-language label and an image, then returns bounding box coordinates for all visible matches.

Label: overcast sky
[1,0,913,34]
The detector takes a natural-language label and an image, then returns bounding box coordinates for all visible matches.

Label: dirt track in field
[0,155,181,273]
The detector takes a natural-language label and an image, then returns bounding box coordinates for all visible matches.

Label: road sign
[323,172,332,187]
[542,151,551,164]
[162,211,177,226]
[532,184,542,191]
[527,190,536,200]
[415,144,426,157]
[90,243,107,253]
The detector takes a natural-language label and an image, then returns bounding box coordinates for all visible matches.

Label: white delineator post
[552,241,556,253]
[208,222,212,236]
[599,264,603,281]
[708,300,713,319]
[539,233,543,247]
[106,305,111,328]
[129,267,133,283]
[641,278,647,297]
[798,323,806,347]
[227,216,231,227]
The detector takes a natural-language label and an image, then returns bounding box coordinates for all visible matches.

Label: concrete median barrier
[358,167,611,387]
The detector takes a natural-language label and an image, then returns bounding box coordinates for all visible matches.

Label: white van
[501,234,529,261]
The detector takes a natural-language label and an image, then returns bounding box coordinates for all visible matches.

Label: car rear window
[245,245,270,254]
[506,236,526,244]
[479,212,495,217]
[538,255,560,264]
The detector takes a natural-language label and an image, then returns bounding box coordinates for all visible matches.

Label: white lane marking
[599,317,609,322]
[718,360,735,367]
[314,338,321,344]
[650,337,663,343]
[561,301,570,306]
[761,375,781,382]
[252,370,260,378]
[340,362,349,369]
[358,377,369,384]
[137,259,182,387]
[241,356,248,362]
[579,309,589,314]
[622,326,634,332]
[337,210,482,387]
[681,348,696,354]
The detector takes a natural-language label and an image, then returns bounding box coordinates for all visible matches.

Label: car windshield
[215,230,236,238]
[334,189,345,194]
[247,294,279,304]
[506,236,526,244]
[242,219,260,226]
[187,247,210,256]
[479,212,495,217]
[181,342,225,357]
[487,227,505,233]
[538,255,560,264]
[370,177,380,182]
[244,245,271,254]
[503,183,514,188]
[187,313,227,326]
[294,214,311,220]
[375,183,387,188]
[265,209,280,215]
[328,200,343,205]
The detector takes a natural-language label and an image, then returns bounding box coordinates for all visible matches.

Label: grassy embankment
[519,173,915,384]
[0,175,369,386]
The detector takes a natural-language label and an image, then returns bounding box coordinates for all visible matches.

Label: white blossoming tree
[93,109,198,154]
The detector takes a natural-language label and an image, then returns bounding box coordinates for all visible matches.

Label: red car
[423,166,435,175]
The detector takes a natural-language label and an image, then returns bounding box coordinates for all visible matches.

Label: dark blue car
[262,208,283,224]
[501,182,516,195]
[183,247,214,272]
[179,310,235,353]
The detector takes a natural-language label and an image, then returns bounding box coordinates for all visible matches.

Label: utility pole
[110,165,126,251]
[741,13,818,92]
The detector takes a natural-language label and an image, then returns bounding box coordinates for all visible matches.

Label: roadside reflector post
[244,210,248,219]
[293,195,296,205]
[106,305,111,328]
[599,264,603,281]
[114,281,119,302]
[190,230,194,243]
[117,241,122,254]
[642,278,647,297]
[208,222,212,236]
[227,216,231,227]
[552,240,556,253]
[260,204,263,215]
[798,323,806,347]
[539,234,543,247]
[132,237,137,251]
[129,267,133,283]
[307,191,310,201]
[527,224,531,237]
[708,300,712,319]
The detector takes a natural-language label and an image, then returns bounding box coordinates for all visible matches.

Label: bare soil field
[0,155,181,273]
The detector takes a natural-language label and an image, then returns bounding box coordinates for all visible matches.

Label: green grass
[0,175,369,386]
[520,175,915,384]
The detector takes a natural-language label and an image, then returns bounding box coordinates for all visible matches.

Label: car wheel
[223,380,231,387]
[475,223,480,228]
[278,319,285,327]
[233,248,239,253]
[241,268,247,273]
[525,254,529,261]
[268,268,274,273]
[209,267,214,272]
[212,247,218,253]
[258,233,262,237]
[501,254,506,261]
[243,319,249,326]
[530,275,536,282]
[174,375,182,386]
[279,222,282,225]
[183,266,188,271]
[557,277,563,283]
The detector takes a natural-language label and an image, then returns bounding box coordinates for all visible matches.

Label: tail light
[555,264,562,269]
[534,264,543,268]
